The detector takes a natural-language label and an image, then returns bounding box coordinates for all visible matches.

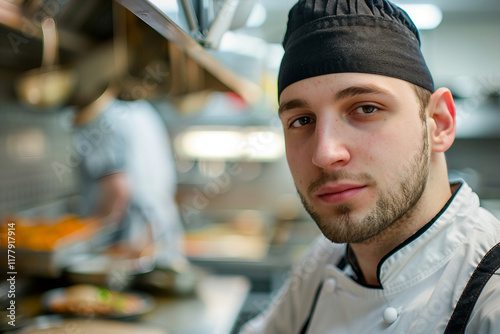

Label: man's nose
[311,123,351,170]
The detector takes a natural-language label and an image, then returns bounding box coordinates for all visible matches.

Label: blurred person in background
[72,84,194,292]
[240,0,500,333]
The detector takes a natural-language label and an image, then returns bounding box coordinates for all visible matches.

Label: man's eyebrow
[333,84,394,102]
[278,99,310,115]
[278,84,394,114]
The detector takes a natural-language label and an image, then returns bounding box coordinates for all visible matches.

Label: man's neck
[349,178,453,287]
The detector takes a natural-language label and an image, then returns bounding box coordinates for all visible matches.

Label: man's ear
[426,87,456,153]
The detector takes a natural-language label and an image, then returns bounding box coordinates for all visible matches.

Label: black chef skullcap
[278,0,434,99]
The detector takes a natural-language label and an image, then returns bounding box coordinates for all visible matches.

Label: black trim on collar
[347,244,363,280]
[375,182,464,287]
[336,250,348,270]
[337,245,384,289]
[299,281,324,334]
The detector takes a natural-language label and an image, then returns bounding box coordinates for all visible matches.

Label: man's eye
[290,116,312,128]
[354,105,379,114]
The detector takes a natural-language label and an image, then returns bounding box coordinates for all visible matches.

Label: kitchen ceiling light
[398,4,443,30]
[178,129,245,160]
[175,126,284,161]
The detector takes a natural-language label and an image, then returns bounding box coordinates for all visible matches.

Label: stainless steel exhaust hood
[115,0,262,104]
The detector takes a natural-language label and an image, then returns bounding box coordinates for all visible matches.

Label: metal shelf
[115,0,262,104]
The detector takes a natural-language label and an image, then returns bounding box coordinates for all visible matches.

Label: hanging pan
[15,17,76,109]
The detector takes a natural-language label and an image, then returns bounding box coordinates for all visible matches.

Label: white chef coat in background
[73,98,185,267]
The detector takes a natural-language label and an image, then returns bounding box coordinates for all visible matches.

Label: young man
[240,0,500,333]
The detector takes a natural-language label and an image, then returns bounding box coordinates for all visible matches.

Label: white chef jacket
[240,182,500,334]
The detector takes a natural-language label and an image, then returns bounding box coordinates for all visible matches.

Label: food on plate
[48,284,147,317]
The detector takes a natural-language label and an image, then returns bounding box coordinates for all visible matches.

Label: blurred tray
[0,198,119,278]
[1,226,118,278]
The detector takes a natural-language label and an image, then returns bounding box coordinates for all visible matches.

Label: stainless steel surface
[203,0,240,49]
[144,275,250,334]
[17,316,166,334]
[115,0,261,104]
[181,0,200,33]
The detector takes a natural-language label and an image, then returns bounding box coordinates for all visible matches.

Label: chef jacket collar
[339,181,475,291]
[377,181,475,291]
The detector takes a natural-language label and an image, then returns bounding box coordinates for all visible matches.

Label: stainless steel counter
[144,275,250,334]
[16,275,250,334]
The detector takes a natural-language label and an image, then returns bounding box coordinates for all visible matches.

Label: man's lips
[314,183,367,204]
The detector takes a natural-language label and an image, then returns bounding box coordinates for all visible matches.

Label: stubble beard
[297,125,430,244]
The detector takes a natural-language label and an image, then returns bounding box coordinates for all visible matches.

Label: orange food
[0,215,98,251]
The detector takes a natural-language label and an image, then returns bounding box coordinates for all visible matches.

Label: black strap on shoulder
[299,281,323,334]
[444,242,500,334]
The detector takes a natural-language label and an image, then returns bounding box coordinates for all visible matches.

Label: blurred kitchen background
[0,0,499,333]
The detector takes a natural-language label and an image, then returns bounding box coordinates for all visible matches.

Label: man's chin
[320,226,382,244]
[312,208,384,244]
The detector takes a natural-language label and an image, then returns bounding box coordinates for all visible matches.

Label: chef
[240,0,500,333]
[72,84,191,285]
